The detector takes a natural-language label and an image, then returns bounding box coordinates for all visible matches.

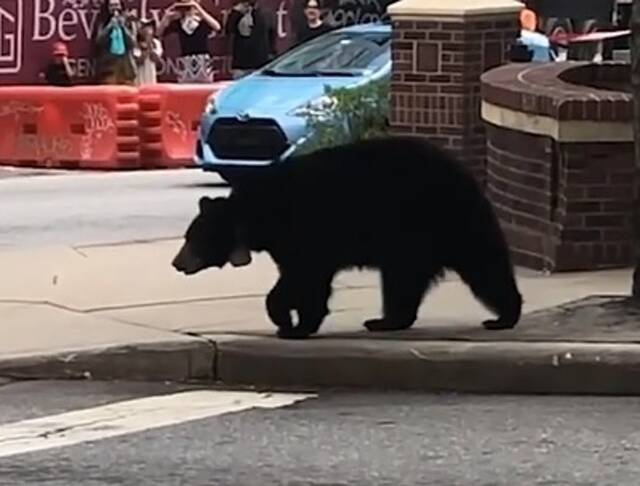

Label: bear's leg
[364,264,436,332]
[274,267,334,339]
[456,264,522,330]
[266,276,294,331]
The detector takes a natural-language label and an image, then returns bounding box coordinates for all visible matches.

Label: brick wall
[390,16,519,184]
[481,62,633,122]
[482,61,636,271]
[555,143,635,270]
[486,124,558,270]
[487,125,635,271]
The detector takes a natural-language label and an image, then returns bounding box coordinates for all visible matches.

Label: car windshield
[262,31,390,77]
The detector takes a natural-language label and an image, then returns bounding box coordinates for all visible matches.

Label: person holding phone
[40,42,74,86]
[133,18,164,85]
[158,0,221,83]
[93,0,138,85]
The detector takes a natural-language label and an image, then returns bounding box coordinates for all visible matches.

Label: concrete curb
[4,335,640,395]
[214,336,640,395]
[0,340,215,382]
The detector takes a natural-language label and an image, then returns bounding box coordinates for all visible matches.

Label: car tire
[217,168,256,187]
[217,170,237,185]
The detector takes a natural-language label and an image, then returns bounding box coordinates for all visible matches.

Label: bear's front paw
[266,289,294,329]
[276,326,314,340]
[482,318,517,331]
[267,304,294,329]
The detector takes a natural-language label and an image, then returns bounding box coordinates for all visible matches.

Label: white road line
[0,390,315,458]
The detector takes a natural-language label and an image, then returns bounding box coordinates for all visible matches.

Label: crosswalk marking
[0,390,315,458]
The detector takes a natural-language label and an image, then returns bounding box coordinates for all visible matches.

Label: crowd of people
[41,0,334,87]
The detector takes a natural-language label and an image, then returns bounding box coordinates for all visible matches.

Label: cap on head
[52,42,68,57]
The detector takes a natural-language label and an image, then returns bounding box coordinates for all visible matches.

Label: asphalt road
[0,169,227,249]
[1,380,640,485]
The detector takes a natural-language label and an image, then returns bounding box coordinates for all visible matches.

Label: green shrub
[294,78,390,155]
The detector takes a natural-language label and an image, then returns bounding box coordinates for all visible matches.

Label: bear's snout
[172,243,206,275]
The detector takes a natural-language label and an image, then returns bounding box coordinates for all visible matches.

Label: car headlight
[288,95,337,117]
[205,94,217,115]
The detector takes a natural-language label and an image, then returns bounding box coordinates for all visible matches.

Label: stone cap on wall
[482,62,632,122]
[481,62,633,142]
[388,0,523,18]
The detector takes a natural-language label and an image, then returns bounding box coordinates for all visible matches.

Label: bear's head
[172,196,252,275]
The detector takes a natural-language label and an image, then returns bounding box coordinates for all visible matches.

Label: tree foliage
[294,78,390,155]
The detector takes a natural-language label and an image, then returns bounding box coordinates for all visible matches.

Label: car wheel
[217,169,255,187]
[217,170,237,185]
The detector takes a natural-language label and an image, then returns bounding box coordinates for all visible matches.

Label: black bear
[173,136,522,339]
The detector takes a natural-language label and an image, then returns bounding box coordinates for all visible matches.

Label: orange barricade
[0,82,232,170]
[0,86,140,170]
[138,82,231,169]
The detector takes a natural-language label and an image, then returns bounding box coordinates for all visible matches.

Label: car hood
[215,75,363,115]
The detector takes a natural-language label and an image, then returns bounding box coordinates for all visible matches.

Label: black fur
[173,136,522,339]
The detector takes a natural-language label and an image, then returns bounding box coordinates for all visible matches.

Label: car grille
[208,118,289,161]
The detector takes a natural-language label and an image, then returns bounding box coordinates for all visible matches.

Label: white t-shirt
[133,38,163,85]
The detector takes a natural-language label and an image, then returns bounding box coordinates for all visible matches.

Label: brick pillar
[388,0,522,184]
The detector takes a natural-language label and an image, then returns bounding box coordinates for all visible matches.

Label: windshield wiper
[261,69,360,77]
[262,69,320,77]
[262,69,286,76]
[311,70,361,77]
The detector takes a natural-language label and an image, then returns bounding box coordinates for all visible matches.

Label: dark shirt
[44,63,72,86]
[295,22,332,46]
[226,8,277,70]
[165,19,212,56]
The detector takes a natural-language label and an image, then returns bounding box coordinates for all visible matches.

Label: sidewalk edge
[0,339,215,382]
[214,336,640,395]
[4,335,640,395]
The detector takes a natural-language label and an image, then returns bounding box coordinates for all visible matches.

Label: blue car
[195,22,391,181]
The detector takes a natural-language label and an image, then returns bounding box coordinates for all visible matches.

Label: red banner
[0,0,294,85]
[0,0,394,85]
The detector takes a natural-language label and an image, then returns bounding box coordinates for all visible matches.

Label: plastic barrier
[0,82,232,170]
[138,82,231,169]
[0,86,140,170]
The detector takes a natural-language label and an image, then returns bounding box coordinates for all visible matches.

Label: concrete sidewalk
[1,239,638,393]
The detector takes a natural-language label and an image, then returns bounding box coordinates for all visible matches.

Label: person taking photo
[133,18,164,85]
[158,0,221,83]
[40,42,74,86]
[93,0,138,85]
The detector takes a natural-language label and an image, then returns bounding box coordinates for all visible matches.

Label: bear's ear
[198,196,214,213]
[199,196,228,213]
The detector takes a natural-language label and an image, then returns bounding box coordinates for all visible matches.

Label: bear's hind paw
[363,318,413,332]
[482,318,517,331]
[276,326,315,340]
